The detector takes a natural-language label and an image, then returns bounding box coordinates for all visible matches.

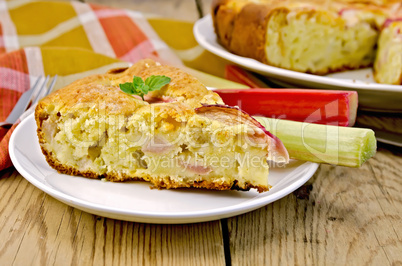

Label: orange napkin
[0,0,182,170]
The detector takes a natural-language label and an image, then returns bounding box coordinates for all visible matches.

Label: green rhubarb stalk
[255,117,376,167]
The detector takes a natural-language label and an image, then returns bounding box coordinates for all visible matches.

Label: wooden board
[2,0,402,265]
[0,171,225,265]
[227,147,402,265]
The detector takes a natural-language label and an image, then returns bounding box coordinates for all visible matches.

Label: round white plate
[9,114,319,224]
[194,15,402,112]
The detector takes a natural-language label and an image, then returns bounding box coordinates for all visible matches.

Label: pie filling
[38,103,281,192]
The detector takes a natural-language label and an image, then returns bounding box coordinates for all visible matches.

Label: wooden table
[1,0,402,265]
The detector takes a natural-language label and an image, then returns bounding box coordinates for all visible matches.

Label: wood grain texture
[0,171,225,265]
[357,112,402,134]
[227,147,402,265]
[2,0,402,265]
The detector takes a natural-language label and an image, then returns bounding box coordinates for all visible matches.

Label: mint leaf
[132,76,145,90]
[145,75,171,92]
[132,76,147,99]
[119,82,135,94]
[119,75,171,101]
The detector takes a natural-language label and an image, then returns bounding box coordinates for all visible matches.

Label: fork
[0,75,57,128]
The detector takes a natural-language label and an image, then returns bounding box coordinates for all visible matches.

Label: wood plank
[227,148,402,265]
[0,172,225,265]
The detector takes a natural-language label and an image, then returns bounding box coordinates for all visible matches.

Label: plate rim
[194,14,402,94]
[9,114,319,223]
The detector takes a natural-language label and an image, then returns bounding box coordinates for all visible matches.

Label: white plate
[194,15,402,112]
[9,114,319,224]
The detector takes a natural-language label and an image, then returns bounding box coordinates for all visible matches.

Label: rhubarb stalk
[216,88,358,127]
[255,117,376,167]
[224,65,269,88]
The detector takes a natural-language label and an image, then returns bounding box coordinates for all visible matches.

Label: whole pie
[35,59,289,193]
[212,0,402,85]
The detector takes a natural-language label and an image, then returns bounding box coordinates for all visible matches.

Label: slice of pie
[35,59,288,192]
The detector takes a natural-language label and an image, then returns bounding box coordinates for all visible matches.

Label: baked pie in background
[212,0,402,85]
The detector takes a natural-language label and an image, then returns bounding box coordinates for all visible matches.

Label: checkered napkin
[0,0,218,171]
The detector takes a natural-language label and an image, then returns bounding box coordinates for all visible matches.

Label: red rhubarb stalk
[224,65,269,88]
[214,88,358,127]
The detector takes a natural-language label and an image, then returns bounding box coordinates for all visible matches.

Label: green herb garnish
[119,75,171,100]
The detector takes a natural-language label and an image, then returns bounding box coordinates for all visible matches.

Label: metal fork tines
[0,75,57,128]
